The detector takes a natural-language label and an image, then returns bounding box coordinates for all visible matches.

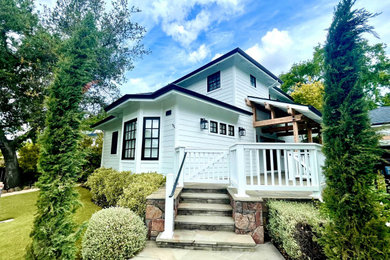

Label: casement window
[210,121,218,133]
[142,117,160,160]
[122,119,137,160]
[207,71,221,92]
[250,75,256,88]
[220,123,226,135]
[228,125,235,136]
[111,131,118,154]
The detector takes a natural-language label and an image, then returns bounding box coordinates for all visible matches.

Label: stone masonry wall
[229,193,266,244]
[145,189,182,240]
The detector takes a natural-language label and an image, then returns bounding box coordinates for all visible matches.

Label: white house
[93,47,326,247]
[93,47,324,195]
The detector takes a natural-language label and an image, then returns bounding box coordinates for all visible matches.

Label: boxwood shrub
[82,207,147,259]
[267,200,327,260]
[86,168,165,216]
[118,173,166,216]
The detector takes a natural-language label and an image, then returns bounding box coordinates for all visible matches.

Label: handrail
[169,152,187,198]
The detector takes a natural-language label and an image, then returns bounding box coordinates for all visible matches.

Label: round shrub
[82,207,147,259]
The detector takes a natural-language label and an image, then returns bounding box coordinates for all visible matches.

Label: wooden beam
[253,114,303,127]
[264,103,276,119]
[307,127,313,143]
[263,123,315,134]
[276,128,320,137]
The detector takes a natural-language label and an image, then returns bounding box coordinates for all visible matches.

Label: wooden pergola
[246,99,322,143]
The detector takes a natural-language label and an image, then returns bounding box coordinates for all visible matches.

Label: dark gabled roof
[369,106,390,125]
[91,115,116,128]
[104,84,253,116]
[271,86,294,101]
[172,47,283,85]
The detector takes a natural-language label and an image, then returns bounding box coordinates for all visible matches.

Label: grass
[0,187,101,260]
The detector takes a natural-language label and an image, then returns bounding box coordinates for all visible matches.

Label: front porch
[148,142,325,250]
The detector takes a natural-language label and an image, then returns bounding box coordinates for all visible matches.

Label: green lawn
[0,187,101,260]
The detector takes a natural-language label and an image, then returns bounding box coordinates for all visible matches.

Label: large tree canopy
[0,0,56,188]
[320,0,390,258]
[0,0,147,188]
[280,40,390,109]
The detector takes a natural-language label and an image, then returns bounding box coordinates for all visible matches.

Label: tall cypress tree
[26,13,98,259]
[321,0,390,259]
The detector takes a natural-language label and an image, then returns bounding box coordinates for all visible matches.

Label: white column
[160,173,174,239]
[235,144,248,197]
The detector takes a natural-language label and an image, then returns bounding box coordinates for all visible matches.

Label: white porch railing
[161,143,325,239]
[230,143,325,197]
[176,147,230,184]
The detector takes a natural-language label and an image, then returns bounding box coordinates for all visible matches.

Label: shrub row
[86,168,165,216]
[267,200,327,260]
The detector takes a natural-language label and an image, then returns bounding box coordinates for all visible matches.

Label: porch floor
[184,183,314,200]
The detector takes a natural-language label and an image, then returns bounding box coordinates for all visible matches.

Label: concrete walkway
[1,188,39,197]
[134,241,284,260]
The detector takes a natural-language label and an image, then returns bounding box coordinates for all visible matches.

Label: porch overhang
[246,97,322,143]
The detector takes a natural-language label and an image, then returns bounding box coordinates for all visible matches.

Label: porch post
[160,173,174,239]
[235,144,248,197]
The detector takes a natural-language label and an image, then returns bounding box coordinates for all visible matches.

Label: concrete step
[156,229,256,251]
[175,215,234,232]
[178,203,232,216]
[182,187,227,194]
[180,192,230,204]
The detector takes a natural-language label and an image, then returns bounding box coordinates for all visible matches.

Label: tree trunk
[0,137,20,189]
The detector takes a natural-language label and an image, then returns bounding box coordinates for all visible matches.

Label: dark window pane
[207,71,221,92]
[220,123,226,135]
[228,125,235,136]
[142,117,160,160]
[210,121,218,133]
[122,119,137,159]
[111,131,118,154]
[250,75,256,88]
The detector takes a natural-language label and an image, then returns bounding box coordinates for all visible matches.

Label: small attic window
[207,71,220,92]
[250,75,256,88]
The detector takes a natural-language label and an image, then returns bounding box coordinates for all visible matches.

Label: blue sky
[39,0,390,95]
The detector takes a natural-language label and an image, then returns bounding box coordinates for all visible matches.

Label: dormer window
[207,71,220,92]
[250,75,256,88]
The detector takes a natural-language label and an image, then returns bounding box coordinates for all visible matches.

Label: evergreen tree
[26,13,98,259]
[321,0,390,259]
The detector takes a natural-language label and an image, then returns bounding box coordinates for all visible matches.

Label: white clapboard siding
[101,120,122,170]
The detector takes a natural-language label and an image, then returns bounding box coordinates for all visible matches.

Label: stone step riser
[175,223,235,232]
[156,242,255,252]
[182,188,228,194]
[178,209,232,217]
[181,198,231,204]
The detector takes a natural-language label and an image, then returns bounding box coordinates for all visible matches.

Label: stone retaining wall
[145,187,182,240]
[228,189,266,244]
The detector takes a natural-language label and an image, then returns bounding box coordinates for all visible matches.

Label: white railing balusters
[228,143,324,197]
[277,149,282,186]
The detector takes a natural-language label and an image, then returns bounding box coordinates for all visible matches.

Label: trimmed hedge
[82,207,147,259]
[86,168,165,216]
[267,200,326,260]
[118,173,166,216]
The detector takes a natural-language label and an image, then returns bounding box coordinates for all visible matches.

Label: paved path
[134,241,284,260]
[1,188,39,197]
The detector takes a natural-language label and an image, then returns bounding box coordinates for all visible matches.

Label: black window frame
[111,131,118,154]
[122,119,137,160]
[210,120,218,133]
[250,74,256,88]
[207,71,221,92]
[141,117,160,160]
[228,125,235,136]
[220,123,227,135]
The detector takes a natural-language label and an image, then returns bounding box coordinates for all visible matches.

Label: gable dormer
[172,48,292,111]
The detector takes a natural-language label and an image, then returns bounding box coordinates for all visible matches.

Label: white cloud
[133,0,245,47]
[188,44,210,63]
[246,28,294,74]
[123,78,162,94]
[212,53,222,60]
